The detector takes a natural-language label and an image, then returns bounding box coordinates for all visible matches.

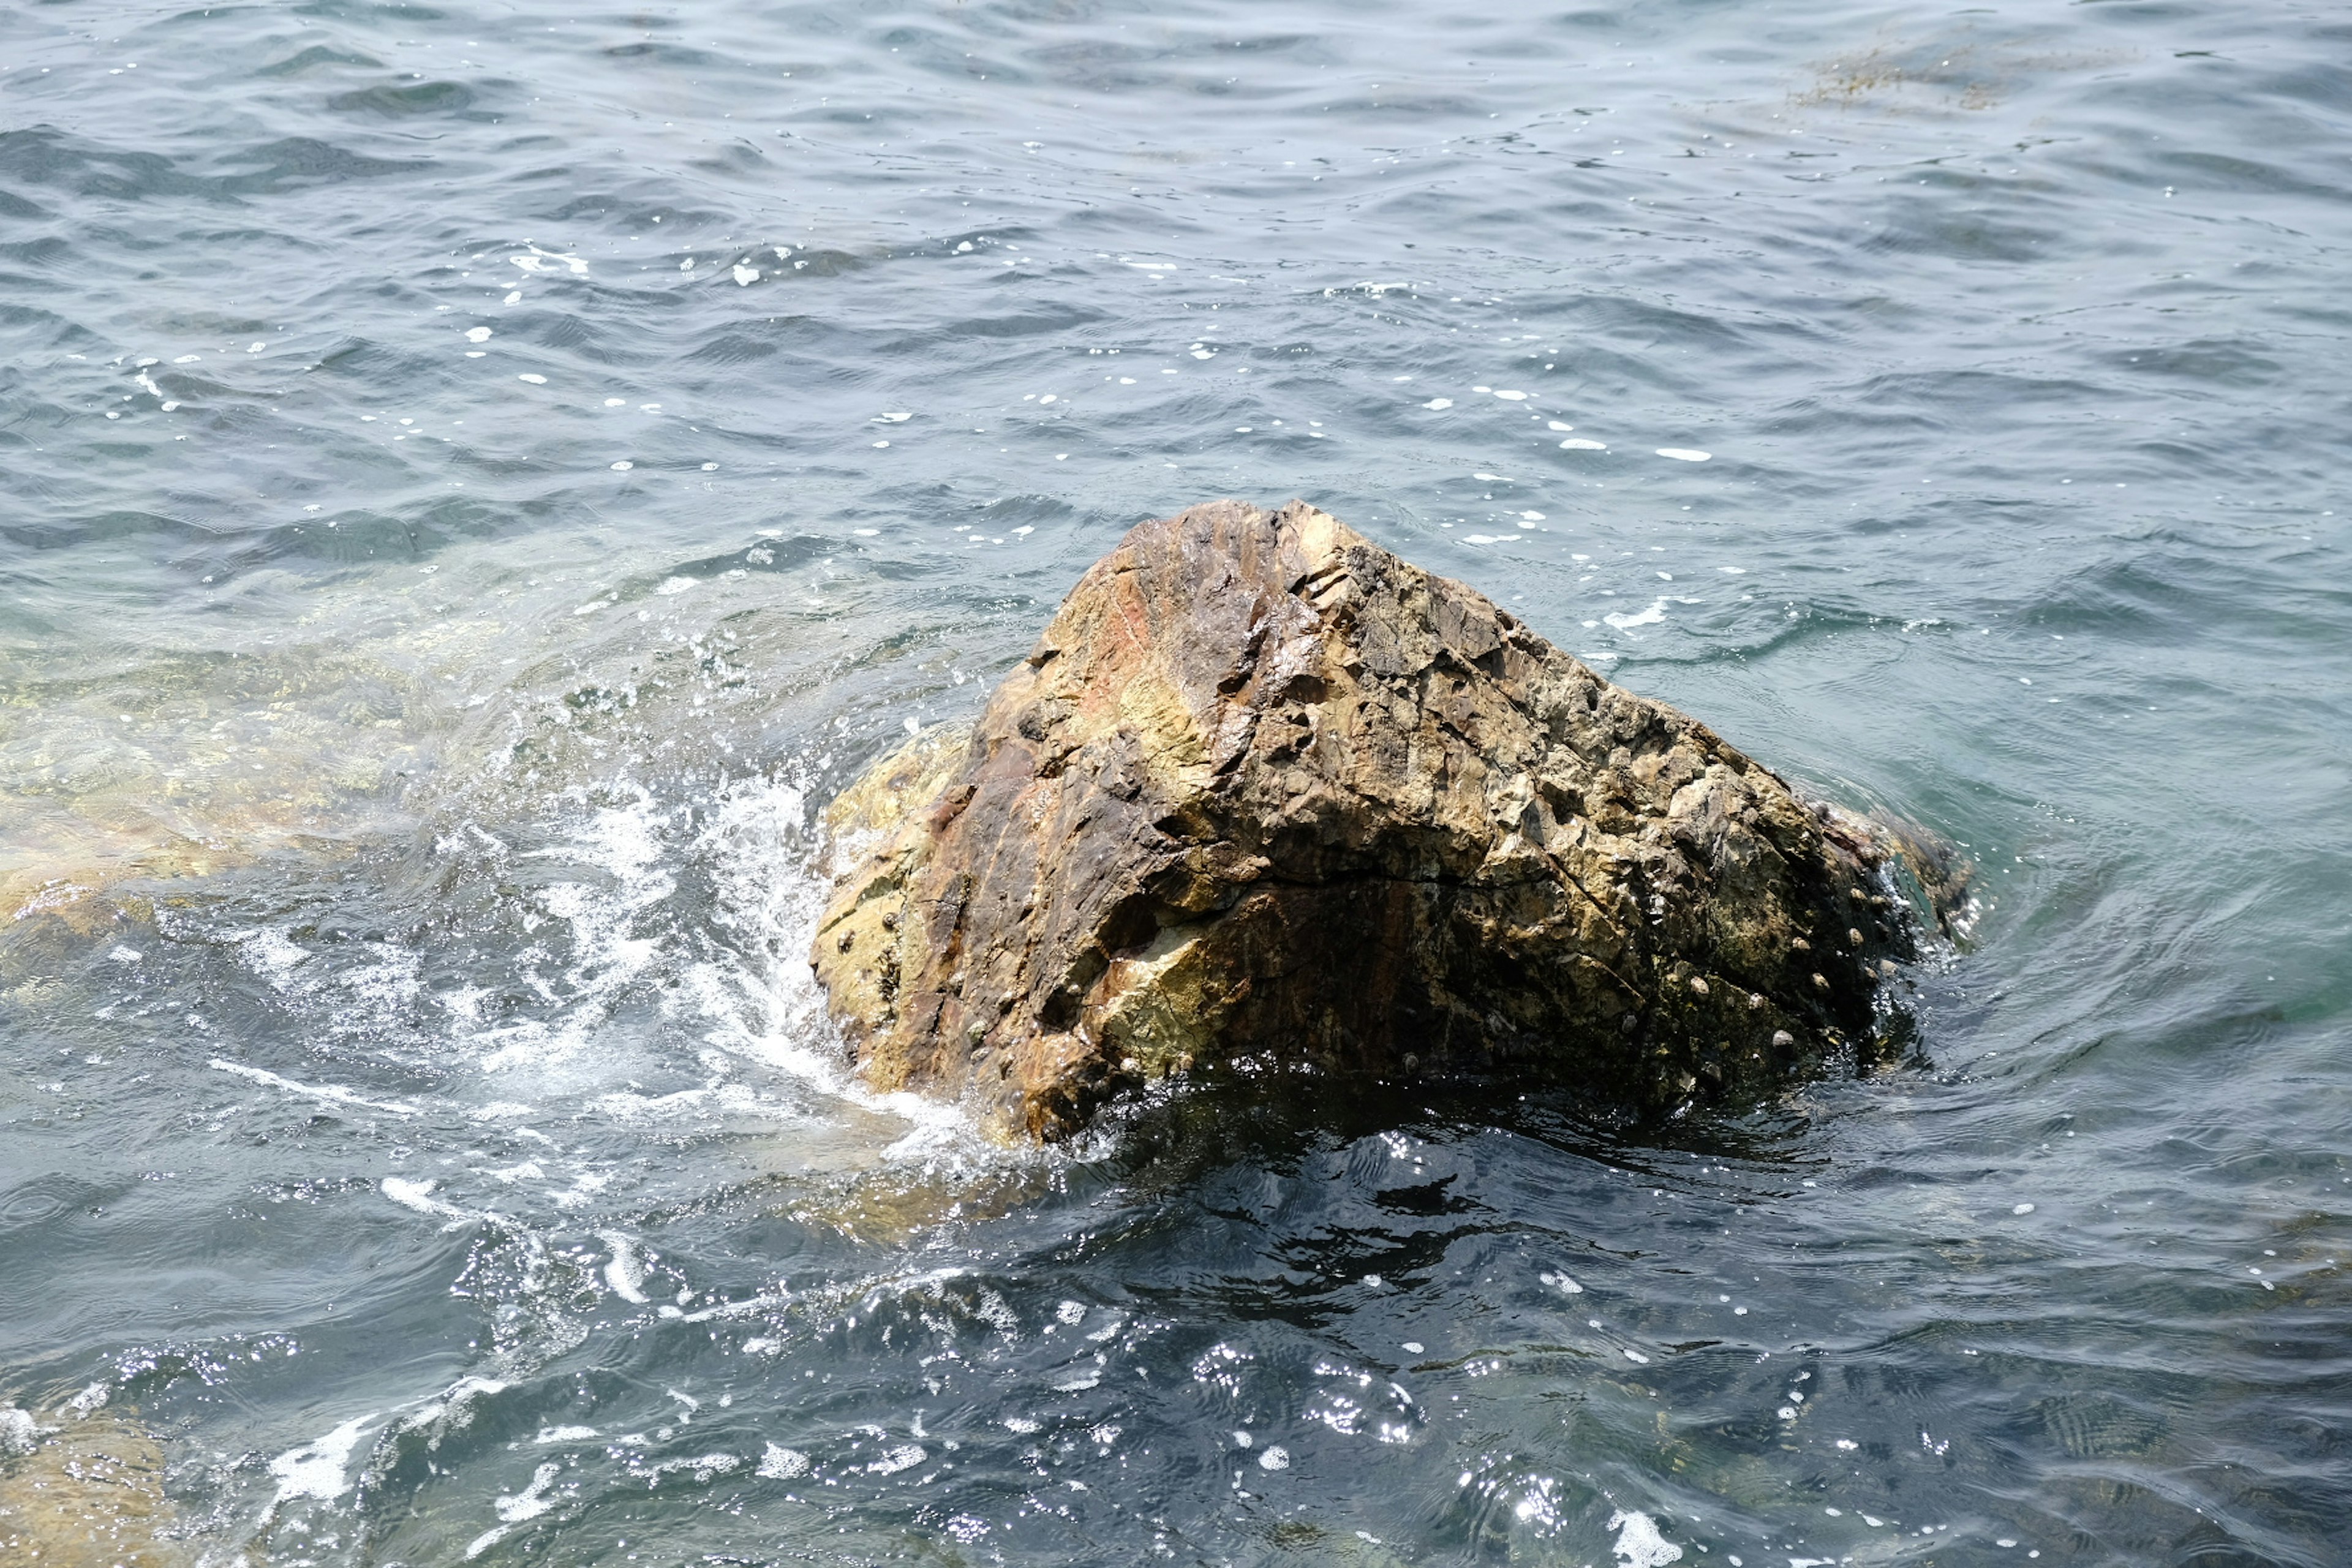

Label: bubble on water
[2013,1202,2035,1215]
[534,1425,599,1444]
[1656,448,1711,462]
[1560,438,1608,451]
[1608,1510,1683,1567]
[465,326,492,343]
[868,1444,925,1475]
[611,460,633,471]
[1492,389,1528,401]
[517,373,547,385]
[1256,1445,1289,1470]
[757,1443,810,1478]
[503,290,522,305]
[1540,1270,1583,1294]
[1548,420,1574,431]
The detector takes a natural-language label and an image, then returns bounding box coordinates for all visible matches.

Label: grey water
[2,0,2348,1562]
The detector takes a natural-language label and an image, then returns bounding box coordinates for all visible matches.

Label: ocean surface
[3,1,2348,1563]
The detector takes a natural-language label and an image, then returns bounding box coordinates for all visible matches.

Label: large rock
[812,500,1951,1142]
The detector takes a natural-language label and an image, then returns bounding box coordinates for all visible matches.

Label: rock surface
[812,500,1951,1141]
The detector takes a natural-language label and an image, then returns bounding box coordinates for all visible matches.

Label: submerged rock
[0,1411,181,1568]
[812,500,1957,1141]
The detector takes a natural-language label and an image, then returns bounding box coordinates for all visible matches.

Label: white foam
[1604,598,1668,630]
[381,1178,469,1224]
[1492,389,1528,401]
[1608,1510,1683,1567]
[1257,1446,1291,1470]
[1548,420,1574,431]
[1560,438,1608,451]
[496,1461,562,1523]
[758,1443,810,1478]
[267,1412,377,1510]
[510,244,589,277]
[466,326,492,343]
[0,1408,39,1455]
[1539,1270,1583,1294]
[517,373,547,385]
[610,460,633,471]
[1463,534,1506,545]
[1656,448,1710,462]
[214,1058,417,1118]
[733,265,760,285]
[600,1232,651,1303]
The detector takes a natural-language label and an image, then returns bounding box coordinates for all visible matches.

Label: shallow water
[3,1,2349,1563]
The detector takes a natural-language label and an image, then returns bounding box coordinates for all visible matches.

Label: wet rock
[812,500,1955,1141]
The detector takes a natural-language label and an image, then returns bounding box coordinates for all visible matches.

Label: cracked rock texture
[812,500,1948,1142]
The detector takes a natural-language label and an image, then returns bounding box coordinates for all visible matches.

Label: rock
[812,500,1956,1142]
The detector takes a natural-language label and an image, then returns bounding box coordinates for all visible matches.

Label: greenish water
[2,1,2348,1564]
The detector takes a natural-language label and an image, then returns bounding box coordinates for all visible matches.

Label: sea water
[2,1,2348,1563]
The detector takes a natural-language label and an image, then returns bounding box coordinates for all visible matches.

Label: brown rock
[812,500,1950,1141]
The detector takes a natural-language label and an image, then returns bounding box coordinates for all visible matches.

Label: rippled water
[4,1,2348,1563]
